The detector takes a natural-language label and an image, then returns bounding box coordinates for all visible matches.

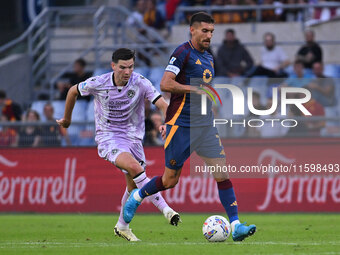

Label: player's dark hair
[112,48,135,63]
[226,28,235,35]
[189,12,214,26]
[75,58,86,67]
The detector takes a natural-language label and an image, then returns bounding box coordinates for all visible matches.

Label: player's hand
[159,124,166,140]
[56,118,71,128]
[191,85,214,101]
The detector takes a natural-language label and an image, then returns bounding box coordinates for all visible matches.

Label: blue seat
[51,101,65,120]
[149,67,164,92]
[324,64,338,78]
[134,67,150,78]
[31,100,48,121]
[93,68,111,76]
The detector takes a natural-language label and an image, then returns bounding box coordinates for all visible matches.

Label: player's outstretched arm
[56,85,79,128]
[154,97,168,140]
[160,71,196,94]
[154,97,168,120]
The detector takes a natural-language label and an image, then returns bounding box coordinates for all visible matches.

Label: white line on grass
[1,241,340,248]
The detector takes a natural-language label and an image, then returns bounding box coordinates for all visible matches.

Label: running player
[123,13,256,241]
[57,48,180,242]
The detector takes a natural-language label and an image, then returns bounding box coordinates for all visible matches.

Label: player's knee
[126,162,143,175]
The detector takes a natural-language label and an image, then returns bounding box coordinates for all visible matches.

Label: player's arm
[160,71,199,94]
[56,85,78,128]
[154,97,168,140]
[154,96,168,119]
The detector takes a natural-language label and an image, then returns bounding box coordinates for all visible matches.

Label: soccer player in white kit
[57,48,180,241]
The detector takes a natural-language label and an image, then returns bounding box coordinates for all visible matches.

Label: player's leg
[126,141,181,225]
[114,173,140,241]
[201,156,256,241]
[124,166,183,224]
[123,125,189,223]
[116,173,136,230]
[114,146,179,225]
[196,127,256,241]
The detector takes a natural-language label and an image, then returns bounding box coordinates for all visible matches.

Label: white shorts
[97,139,146,172]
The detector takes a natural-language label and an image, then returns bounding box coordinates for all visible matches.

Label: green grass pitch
[1,213,340,255]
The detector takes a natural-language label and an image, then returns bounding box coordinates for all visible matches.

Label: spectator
[57,59,92,101]
[143,99,155,145]
[247,32,290,79]
[261,0,283,22]
[41,103,70,147]
[212,0,245,24]
[15,110,41,147]
[144,0,165,29]
[150,111,165,145]
[0,90,22,121]
[281,60,313,88]
[165,0,181,21]
[303,98,325,136]
[296,30,323,69]
[307,62,336,107]
[126,0,145,27]
[286,104,309,137]
[216,29,254,77]
[0,115,16,147]
[283,0,305,22]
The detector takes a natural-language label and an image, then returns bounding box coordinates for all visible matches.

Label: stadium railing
[1,116,339,148]
[174,2,340,27]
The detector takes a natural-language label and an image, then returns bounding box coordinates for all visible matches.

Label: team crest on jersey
[127,90,136,99]
[169,57,176,64]
[203,69,212,83]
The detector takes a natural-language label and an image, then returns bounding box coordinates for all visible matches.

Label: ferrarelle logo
[0,156,86,205]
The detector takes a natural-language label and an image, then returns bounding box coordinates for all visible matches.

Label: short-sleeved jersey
[77,72,161,144]
[164,40,214,127]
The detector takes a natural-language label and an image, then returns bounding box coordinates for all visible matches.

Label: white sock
[162,206,172,216]
[133,172,170,212]
[231,220,241,232]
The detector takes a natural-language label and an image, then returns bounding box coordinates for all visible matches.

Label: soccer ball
[202,215,231,242]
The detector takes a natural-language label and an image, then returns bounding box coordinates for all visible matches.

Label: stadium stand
[1,1,340,147]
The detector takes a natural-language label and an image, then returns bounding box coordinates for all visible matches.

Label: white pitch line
[1,241,340,248]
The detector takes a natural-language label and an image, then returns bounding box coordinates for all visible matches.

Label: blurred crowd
[129,0,340,27]
[1,1,340,148]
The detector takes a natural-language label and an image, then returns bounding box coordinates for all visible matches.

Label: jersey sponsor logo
[195,59,202,65]
[127,90,136,99]
[169,57,176,64]
[203,69,213,83]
